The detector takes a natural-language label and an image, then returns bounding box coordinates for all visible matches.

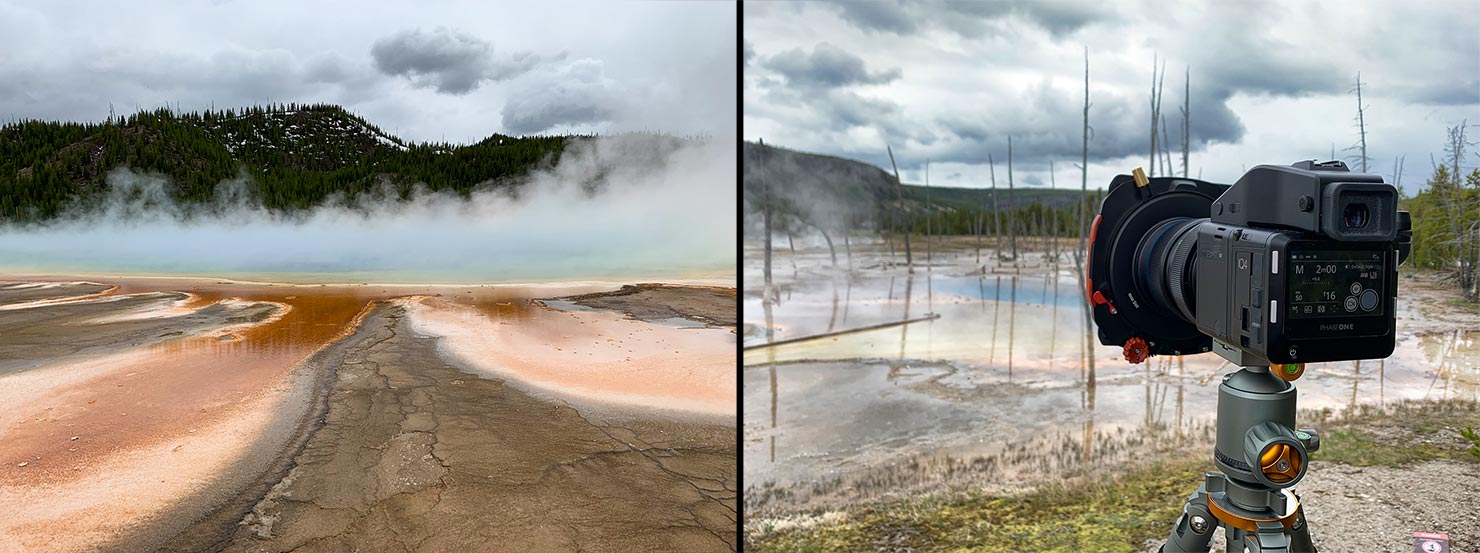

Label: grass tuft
[747,398,1480,552]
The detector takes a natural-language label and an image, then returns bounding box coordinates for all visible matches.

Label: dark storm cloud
[830,1,917,34]
[926,79,1245,166]
[371,27,550,94]
[826,90,903,130]
[748,40,925,145]
[1396,81,1480,106]
[823,0,1116,38]
[763,43,901,89]
[747,0,1476,187]
[500,59,622,134]
[751,46,1246,169]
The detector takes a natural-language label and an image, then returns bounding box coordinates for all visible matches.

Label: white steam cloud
[0,137,736,284]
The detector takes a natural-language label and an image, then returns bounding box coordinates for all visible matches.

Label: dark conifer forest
[0,103,597,222]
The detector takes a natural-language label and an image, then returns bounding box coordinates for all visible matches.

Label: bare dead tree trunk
[1154,59,1167,176]
[1053,209,1061,264]
[1162,117,1174,176]
[887,145,913,273]
[1149,52,1159,177]
[975,199,983,264]
[990,153,1002,261]
[1079,47,1091,264]
[1050,160,1058,263]
[1181,65,1190,178]
[1042,210,1049,258]
[1007,136,1019,261]
[1445,122,1474,298]
[1357,73,1368,172]
[1393,155,1407,197]
[787,230,798,271]
[1349,73,1371,172]
[886,209,895,259]
[760,138,774,297]
[1451,120,1467,190]
[924,160,933,271]
[806,221,838,268]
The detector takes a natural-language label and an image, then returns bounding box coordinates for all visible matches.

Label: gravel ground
[1141,459,1480,552]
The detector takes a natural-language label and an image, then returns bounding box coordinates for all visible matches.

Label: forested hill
[0,103,627,223]
[744,140,1098,237]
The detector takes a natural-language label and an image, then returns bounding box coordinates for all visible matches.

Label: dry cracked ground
[1,281,736,553]
[164,302,737,552]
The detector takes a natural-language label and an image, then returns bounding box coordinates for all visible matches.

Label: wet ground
[742,237,1480,515]
[0,275,737,552]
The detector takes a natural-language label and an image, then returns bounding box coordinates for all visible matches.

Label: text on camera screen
[1287,250,1385,319]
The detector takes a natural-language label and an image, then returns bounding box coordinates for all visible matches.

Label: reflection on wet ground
[741,241,1480,514]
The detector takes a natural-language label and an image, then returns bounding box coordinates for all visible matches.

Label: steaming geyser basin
[0,275,737,551]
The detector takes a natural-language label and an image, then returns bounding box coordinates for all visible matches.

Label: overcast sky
[745,0,1480,193]
[0,0,735,144]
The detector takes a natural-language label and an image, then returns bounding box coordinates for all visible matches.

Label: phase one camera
[1086,160,1412,367]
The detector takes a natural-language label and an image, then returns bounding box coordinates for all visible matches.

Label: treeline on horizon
[747,139,1480,301]
[0,103,691,224]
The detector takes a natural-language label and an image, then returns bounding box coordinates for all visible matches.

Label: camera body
[1086,160,1411,366]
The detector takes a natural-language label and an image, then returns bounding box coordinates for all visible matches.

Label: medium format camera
[1086,160,1412,366]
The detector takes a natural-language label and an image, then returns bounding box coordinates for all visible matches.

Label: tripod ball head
[1213,366,1318,489]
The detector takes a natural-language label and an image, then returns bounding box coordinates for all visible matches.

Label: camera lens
[1134,217,1202,325]
[1343,203,1370,229]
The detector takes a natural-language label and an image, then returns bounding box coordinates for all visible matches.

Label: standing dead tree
[759,139,774,299]
[1346,72,1372,172]
[1155,59,1169,176]
[1443,121,1476,299]
[1149,53,1163,176]
[1077,47,1092,265]
[990,153,1002,264]
[1049,160,1058,263]
[1007,136,1019,261]
[802,220,838,268]
[1161,117,1174,176]
[1181,65,1190,178]
[1393,154,1407,197]
[887,145,913,273]
[924,160,933,271]
[976,166,986,263]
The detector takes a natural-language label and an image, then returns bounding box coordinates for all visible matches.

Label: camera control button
[1349,283,1362,295]
[1344,297,1358,312]
[1360,289,1378,311]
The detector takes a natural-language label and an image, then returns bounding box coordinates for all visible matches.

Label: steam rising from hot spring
[0,136,736,283]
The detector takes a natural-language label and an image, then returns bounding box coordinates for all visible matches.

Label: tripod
[1161,364,1321,553]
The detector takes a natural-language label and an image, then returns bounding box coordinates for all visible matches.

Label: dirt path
[172,300,737,552]
[1139,460,1480,552]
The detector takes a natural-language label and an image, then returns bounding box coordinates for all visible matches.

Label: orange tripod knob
[1123,337,1149,364]
[1273,363,1305,381]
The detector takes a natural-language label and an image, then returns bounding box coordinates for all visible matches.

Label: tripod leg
[1245,521,1292,552]
[1160,488,1217,553]
[1231,515,1316,553]
[1287,501,1317,553]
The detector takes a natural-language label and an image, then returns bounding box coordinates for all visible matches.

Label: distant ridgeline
[743,140,1101,238]
[0,103,687,223]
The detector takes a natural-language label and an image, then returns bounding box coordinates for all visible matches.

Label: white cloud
[744,0,1480,192]
[0,1,736,142]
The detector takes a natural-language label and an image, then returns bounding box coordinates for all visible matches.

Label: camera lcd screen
[1287,250,1385,319]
